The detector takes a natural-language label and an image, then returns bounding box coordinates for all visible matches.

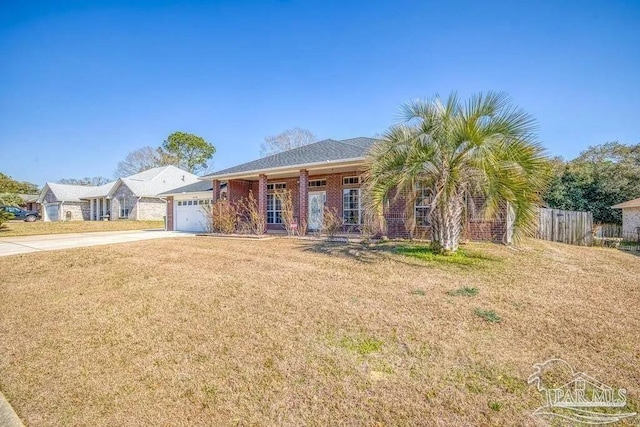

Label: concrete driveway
[0,230,194,257]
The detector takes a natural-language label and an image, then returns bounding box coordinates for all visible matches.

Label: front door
[308,192,326,231]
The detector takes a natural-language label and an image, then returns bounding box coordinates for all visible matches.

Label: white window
[343,188,361,225]
[120,197,129,218]
[267,194,282,224]
[343,176,361,186]
[266,183,286,191]
[308,179,326,187]
[415,186,432,226]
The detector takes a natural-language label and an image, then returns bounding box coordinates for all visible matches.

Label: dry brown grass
[0,220,164,237]
[0,238,638,426]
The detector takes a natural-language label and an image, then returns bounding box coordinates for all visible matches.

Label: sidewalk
[0,392,23,427]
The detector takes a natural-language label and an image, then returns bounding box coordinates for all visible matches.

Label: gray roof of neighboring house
[18,194,39,203]
[38,166,200,203]
[612,197,640,209]
[38,182,100,202]
[109,165,200,198]
[83,181,117,198]
[202,137,378,178]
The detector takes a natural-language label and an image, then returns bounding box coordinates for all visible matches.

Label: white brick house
[612,197,640,238]
[37,166,199,221]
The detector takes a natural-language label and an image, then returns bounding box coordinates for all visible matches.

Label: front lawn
[0,220,164,237]
[0,238,638,425]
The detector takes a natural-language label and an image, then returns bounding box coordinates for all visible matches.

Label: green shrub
[0,210,15,228]
[474,309,501,323]
[447,286,479,297]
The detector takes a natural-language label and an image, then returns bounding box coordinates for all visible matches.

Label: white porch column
[101,198,106,220]
[90,199,94,221]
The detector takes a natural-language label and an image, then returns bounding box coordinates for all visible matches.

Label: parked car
[0,206,40,222]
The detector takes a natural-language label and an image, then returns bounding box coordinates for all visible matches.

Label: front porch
[212,168,366,234]
[87,198,111,221]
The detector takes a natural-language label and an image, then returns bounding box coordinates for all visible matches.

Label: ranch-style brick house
[37,166,199,222]
[165,137,512,241]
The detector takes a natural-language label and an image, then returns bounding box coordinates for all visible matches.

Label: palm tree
[364,92,550,254]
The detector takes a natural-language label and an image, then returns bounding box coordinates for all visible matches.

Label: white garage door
[45,203,59,221]
[176,199,210,232]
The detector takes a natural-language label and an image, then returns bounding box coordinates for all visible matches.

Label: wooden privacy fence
[536,208,593,246]
[593,223,623,238]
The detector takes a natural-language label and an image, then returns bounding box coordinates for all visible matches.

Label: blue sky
[1,0,639,186]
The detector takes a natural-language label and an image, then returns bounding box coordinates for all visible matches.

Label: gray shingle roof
[109,165,200,197]
[158,180,223,195]
[39,182,105,202]
[38,166,200,202]
[18,194,39,203]
[203,137,378,178]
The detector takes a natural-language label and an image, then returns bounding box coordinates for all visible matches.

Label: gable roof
[108,165,200,198]
[37,166,199,203]
[18,194,39,203]
[202,137,378,179]
[82,181,117,198]
[37,182,104,203]
[612,197,640,209]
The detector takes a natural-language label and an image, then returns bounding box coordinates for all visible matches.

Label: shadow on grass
[301,240,386,264]
[301,239,501,269]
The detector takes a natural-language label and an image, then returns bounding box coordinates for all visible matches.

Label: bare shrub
[199,203,215,233]
[322,206,342,238]
[237,191,266,235]
[275,189,297,237]
[297,217,308,237]
[204,199,237,234]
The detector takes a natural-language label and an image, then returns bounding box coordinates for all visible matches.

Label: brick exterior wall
[221,171,509,242]
[136,197,166,221]
[462,202,508,243]
[257,174,267,219]
[228,180,252,206]
[299,169,309,227]
[622,207,640,235]
[213,180,221,202]
[61,201,90,221]
[43,188,57,203]
[385,188,411,238]
[42,188,91,221]
[111,183,136,220]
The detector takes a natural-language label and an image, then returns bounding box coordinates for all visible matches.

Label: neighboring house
[612,197,640,238]
[165,137,510,241]
[37,182,97,221]
[159,181,227,232]
[17,194,39,211]
[37,166,199,222]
